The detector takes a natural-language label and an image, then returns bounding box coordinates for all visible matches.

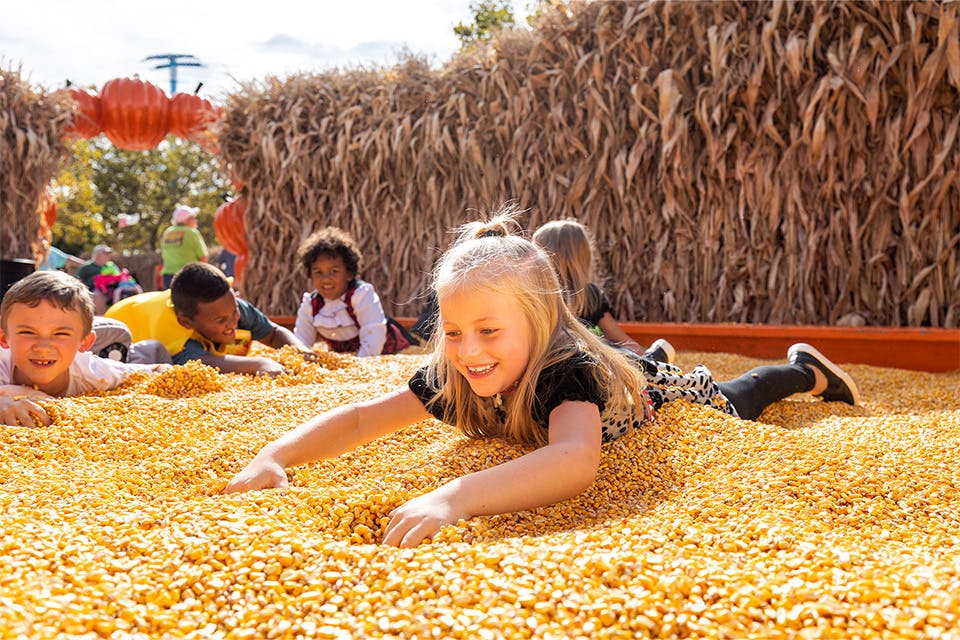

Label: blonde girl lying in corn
[226,209,859,548]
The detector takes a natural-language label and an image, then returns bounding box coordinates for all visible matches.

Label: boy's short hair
[170,262,231,318]
[297,227,362,276]
[0,271,95,334]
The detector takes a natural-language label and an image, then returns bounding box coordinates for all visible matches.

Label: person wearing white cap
[160,205,208,289]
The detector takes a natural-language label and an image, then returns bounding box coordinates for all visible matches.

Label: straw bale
[210,1,957,328]
[3,2,958,327]
[0,67,71,262]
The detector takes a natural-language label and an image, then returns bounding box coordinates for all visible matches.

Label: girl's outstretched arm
[224,388,431,493]
[382,400,602,548]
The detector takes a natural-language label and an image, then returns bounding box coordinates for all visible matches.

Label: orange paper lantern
[41,188,58,229]
[169,93,223,153]
[61,87,102,139]
[99,77,170,151]
[233,253,247,285]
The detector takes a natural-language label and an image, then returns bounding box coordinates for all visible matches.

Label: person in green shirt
[160,205,208,289]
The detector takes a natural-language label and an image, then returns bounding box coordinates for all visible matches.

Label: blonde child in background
[225,210,859,548]
[294,227,414,357]
[0,271,169,427]
[532,219,674,362]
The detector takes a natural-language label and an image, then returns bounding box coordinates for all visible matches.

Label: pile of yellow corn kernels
[1,347,958,639]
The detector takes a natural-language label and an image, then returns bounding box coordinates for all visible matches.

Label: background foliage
[53,138,229,258]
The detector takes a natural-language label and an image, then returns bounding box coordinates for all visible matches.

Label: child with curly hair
[293,227,413,357]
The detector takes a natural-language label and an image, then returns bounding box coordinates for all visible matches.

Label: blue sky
[1,0,530,100]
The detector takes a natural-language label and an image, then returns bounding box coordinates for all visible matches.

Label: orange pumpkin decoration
[61,87,102,139]
[99,77,170,151]
[41,188,58,229]
[233,253,247,285]
[169,93,223,153]
[214,197,249,256]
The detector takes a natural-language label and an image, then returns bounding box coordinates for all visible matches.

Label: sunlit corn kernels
[1,349,957,638]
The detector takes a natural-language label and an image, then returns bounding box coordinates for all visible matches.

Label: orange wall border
[271,316,960,373]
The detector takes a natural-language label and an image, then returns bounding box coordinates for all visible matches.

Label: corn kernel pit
[1,347,958,638]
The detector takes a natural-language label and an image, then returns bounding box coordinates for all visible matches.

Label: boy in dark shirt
[170,263,315,375]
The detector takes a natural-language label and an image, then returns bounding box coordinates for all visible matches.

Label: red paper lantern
[169,93,223,153]
[61,88,102,139]
[214,197,249,256]
[99,77,170,151]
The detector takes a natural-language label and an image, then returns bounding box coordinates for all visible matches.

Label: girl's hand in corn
[223,453,289,494]
[381,487,467,548]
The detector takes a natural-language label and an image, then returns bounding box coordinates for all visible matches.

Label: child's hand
[150,364,174,373]
[381,488,467,548]
[223,454,289,494]
[256,359,289,377]
[0,395,52,427]
[299,349,319,363]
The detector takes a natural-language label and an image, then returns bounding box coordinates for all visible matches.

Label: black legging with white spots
[601,357,816,442]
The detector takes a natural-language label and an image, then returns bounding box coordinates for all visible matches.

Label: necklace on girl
[492,380,519,422]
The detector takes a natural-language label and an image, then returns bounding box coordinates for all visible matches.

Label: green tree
[53,137,231,257]
[52,140,107,256]
[454,0,517,49]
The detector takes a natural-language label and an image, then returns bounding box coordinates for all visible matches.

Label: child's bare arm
[596,313,644,354]
[195,353,287,376]
[0,385,54,427]
[224,387,430,493]
[382,400,602,548]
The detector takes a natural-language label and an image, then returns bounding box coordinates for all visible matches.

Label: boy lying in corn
[167,263,316,375]
[0,271,168,427]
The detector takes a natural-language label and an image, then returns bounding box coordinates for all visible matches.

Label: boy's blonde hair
[532,219,600,319]
[422,208,647,448]
[0,271,95,334]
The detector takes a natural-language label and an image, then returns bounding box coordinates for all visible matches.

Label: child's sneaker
[787,343,860,406]
[642,338,676,364]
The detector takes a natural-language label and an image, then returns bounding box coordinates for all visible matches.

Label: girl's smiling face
[0,300,96,395]
[310,254,353,301]
[440,288,533,397]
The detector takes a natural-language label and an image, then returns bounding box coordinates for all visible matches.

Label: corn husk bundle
[0,67,72,262]
[4,2,958,326]
[219,0,959,327]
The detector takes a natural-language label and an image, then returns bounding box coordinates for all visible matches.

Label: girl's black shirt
[408,352,607,433]
[579,283,613,328]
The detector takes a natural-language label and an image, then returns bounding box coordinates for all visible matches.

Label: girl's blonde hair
[531,219,598,318]
[421,207,647,448]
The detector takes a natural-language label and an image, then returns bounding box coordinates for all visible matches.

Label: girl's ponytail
[453,206,525,245]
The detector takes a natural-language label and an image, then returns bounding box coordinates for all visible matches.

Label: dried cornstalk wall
[0,68,71,262]
[219,0,959,327]
[4,2,958,326]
